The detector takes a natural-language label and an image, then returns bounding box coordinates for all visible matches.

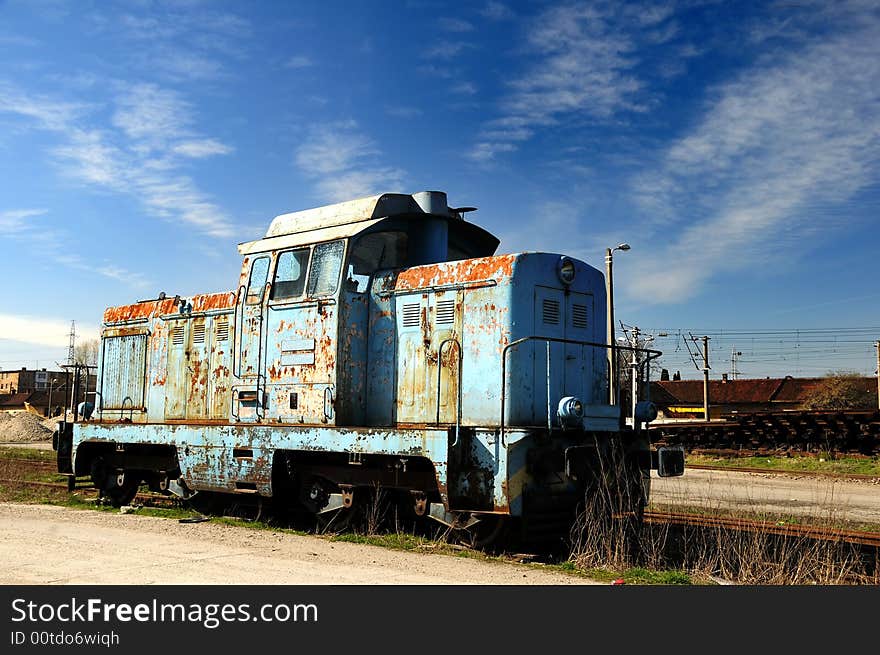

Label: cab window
[307,240,344,297]
[272,248,310,301]
[246,256,270,304]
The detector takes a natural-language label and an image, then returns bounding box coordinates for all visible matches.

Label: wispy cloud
[626,16,880,303]
[108,8,251,81]
[0,33,41,47]
[385,105,423,119]
[480,2,515,21]
[438,18,474,32]
[295,122,405,202]
[0,205,152,290]
[0,81,237,238]
[451,81,477,95]
[422,41,473,60]
[284,55,313,69]
[0,208,48,234]
[0,82,87,131]
[173,139,234,158]
[468,2,682,161]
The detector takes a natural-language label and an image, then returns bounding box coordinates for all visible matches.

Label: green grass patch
[552,561,693,585]
[687,454,880,476]
[0,446,55,462]
[330,531,444,552]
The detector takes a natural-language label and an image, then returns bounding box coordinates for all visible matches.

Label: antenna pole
[67,321,76,367]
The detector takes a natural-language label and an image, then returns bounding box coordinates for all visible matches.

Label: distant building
[650,375,878,419]
[0,367,96,416]
[0,367,66,394]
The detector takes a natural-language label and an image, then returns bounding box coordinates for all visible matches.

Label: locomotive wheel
[105,478,140,508]
[90,458,140,508]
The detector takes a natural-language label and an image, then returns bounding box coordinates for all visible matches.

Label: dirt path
[650,469,880,524]
[0,504,596,585]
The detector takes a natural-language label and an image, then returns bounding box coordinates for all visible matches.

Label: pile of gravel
[0,412,54,443]
[42,412,72,432]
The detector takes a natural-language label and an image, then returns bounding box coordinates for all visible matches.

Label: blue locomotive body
[60,191,678,543]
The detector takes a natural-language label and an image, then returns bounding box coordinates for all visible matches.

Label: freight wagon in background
[55,191,683,547]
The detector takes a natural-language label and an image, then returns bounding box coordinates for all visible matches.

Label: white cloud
[626,19,880,303]
[108,7,251,80]
[0,82,237,239]
[53,129,126,188]
[468,3,685,161]
[173,139,234,158]
[467,141,516,162]
[112,83,191,146]
[0,82,86,131]
[422,41,472,60]
[0,314,100,350]
[284,55,313,69]
[295,122,405,202]
[0,208,47,234]
[480,2,514,20]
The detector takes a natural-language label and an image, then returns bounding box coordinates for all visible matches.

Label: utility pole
[731,347,742,380]
[605,243,630,406]
[876,340,879,411]
[631,326,640,427]
[702,336,711,421]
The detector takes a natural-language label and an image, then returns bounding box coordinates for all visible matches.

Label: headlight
[557,257,576,285]
[558,396,584,429]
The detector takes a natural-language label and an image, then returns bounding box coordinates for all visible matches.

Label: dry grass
[569,455,879,585]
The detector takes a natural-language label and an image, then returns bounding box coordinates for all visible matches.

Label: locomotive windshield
[271,248,309,300]
[307,240,345,297]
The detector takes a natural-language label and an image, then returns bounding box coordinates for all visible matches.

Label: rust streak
[393,254,516,290]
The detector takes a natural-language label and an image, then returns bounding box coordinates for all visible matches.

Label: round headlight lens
[558,257,576,285]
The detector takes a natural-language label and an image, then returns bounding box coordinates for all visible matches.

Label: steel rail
[644,510,880,548]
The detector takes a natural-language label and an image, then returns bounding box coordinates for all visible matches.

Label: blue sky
[1,0,878,380]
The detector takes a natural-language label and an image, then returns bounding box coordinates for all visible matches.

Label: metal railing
[500,336,662,445]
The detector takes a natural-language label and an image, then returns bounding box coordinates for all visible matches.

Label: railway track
[644,510,880,548]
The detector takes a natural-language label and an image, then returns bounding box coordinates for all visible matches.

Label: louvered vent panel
[215,321,230,342]
[193,324,206,344]
[171,326,185,346]
[572,304,588,329]
[402,303,421,328]
[542,299,560,325]
[436,299,455,325]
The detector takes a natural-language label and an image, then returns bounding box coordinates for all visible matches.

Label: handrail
[435,338,463,446]
[121,396,134,422]
[323,386,334,422]
[499,336,662,446]
[232,284,245,378]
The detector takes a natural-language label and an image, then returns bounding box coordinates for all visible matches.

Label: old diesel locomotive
[56,191,682,544]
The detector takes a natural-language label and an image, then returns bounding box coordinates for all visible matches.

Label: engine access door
[533,286,594,424]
